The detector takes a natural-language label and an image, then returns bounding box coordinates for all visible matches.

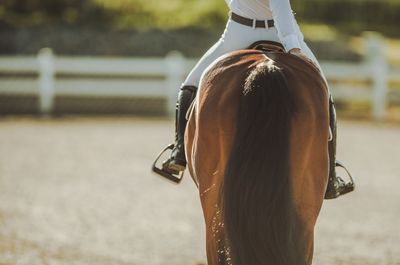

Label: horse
[184,41,330,265]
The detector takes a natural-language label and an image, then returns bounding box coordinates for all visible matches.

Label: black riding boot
[325,95,355,199]
[162,85,197,174]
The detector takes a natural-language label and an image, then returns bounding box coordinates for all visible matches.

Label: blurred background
[0,0,399,264]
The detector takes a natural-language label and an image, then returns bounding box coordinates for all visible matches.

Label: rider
[161,0,353,199]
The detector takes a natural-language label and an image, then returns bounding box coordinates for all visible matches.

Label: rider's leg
[298,41,325,78]
[163,20,280,174]
[162,85,197,173]
[324,95,350,199]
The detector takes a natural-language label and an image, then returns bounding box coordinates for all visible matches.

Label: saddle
[247,41,285,53]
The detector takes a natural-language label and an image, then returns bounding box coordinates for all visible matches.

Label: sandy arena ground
[0,117,399,265]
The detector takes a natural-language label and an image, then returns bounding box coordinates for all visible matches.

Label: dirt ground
[0,117,399,265]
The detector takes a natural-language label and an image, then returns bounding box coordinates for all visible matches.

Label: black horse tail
[222,60,306,265]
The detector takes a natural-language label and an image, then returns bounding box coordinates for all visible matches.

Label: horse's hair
[222,59,306,265]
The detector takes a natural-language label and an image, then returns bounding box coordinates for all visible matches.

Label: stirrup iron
[335,160,355,195]
[152,144,184,184]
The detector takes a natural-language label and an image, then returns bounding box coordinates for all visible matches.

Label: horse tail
[222,60,306,265]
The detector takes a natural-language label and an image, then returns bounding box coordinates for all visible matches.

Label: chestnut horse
[185,42,329,265]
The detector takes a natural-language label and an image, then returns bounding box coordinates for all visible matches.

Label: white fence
[0,33,399,120]
[0,49,190,116]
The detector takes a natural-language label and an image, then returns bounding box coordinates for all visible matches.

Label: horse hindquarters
[186,50,329,265]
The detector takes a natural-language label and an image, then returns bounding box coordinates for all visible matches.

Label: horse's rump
[186,47,329,265]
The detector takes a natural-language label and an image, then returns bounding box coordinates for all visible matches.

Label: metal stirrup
[152,144,184,184]
[336,160,355,194]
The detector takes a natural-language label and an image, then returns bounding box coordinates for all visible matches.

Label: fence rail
[0,33,399,120]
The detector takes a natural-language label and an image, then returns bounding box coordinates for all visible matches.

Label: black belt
[230,12,274,29]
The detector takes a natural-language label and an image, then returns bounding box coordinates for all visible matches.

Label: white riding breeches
[182,19,325,88]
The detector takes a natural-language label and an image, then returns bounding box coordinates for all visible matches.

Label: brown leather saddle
[247,40,285,53]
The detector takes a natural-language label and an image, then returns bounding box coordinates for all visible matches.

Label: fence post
[364,32,388,121]
[37,48,55,115]
[165,51,185,116]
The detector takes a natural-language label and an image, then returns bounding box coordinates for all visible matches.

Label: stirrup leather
[152,144,184,184]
